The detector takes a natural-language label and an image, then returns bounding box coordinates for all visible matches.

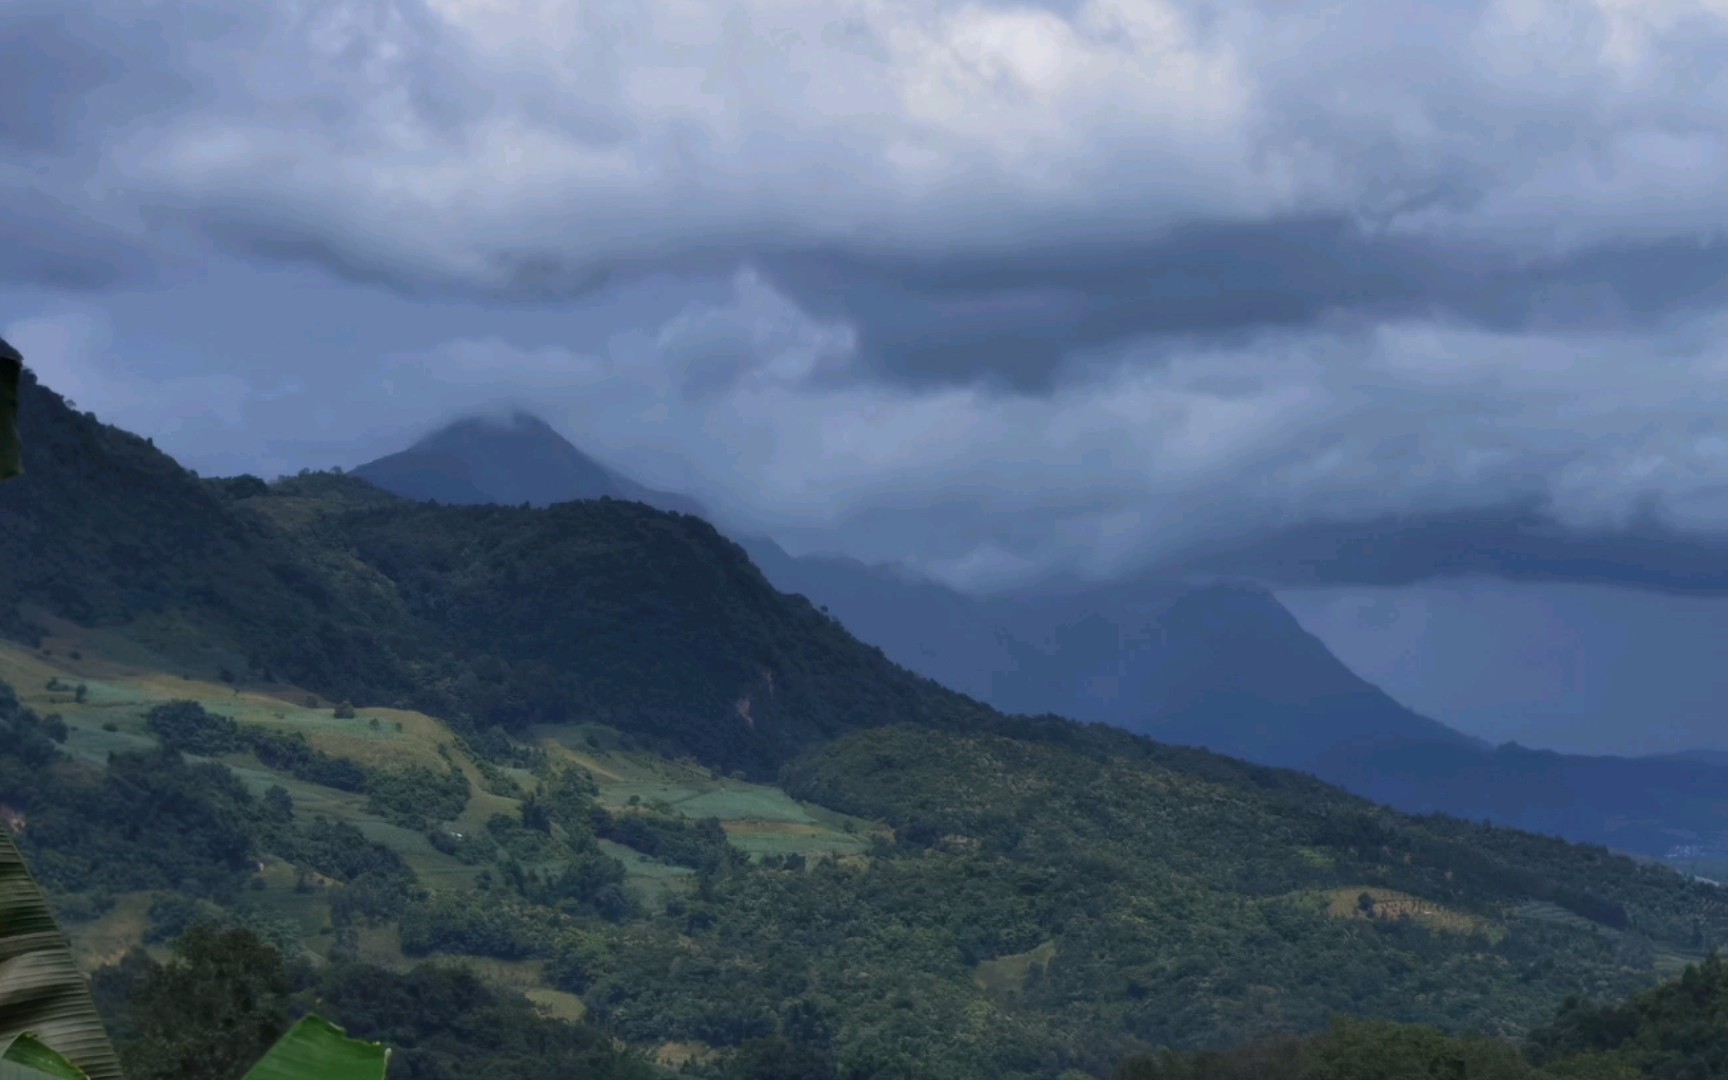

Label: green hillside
[2,371,988,775]
[247,471,989,773]
[1114,951,1728,1078]
[6,629,1728,1077]
[5,368,1728,1077]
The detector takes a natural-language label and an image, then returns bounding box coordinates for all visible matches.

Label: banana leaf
[0,1033,87,1079]
[0,827,121,1080]
[240,1016,389,1080]
[0,337,20,483]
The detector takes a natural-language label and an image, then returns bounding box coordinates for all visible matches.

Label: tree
[0,336,20,481]
[108,925,292,1080]
[520,792,552,834]
[721,1036,839,1080]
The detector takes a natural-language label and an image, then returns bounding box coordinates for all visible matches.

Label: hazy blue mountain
[351,412,1488,771]
[352,411,706,517]
[750,542,1475,762]
[1312,738,1728,855]
[345,411,1728,859]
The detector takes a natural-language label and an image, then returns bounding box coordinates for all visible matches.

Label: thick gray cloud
[15,0,1728,318]
[10,0,1728,598]
[1161,502,1728,595]
[0,2,203,289]
[760,226,1728,393]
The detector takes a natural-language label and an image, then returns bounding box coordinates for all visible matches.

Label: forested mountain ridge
[0,367,404,698]
[249,472,990,772]
[1,372,989,774]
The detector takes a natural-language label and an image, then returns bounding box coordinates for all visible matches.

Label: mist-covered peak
[354,410,704,516]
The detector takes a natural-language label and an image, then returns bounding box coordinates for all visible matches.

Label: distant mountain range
[353,412,1475,765]
[343,410,1728,859]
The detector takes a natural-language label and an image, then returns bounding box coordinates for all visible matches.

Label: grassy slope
[1,630,870,968]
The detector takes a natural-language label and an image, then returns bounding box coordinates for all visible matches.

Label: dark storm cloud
[0,9,119,154]
[13,0,1728,358]
[0,1,205,290]
[14,0,1728,595]
[283,212,1728,396]
[1160,502,1728,596]
[759,223,1728,393]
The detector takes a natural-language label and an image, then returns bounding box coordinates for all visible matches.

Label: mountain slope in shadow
[353,412,1473,767]
[346,410,1728,858]
[0,374,992,775]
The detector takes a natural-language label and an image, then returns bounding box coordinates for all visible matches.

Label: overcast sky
[8,0,1728,751]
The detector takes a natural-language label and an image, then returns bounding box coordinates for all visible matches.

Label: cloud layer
[21,267,1728,595]
[398,283,1728,592]
[10,0,1728,590]
[18,1,1728,313]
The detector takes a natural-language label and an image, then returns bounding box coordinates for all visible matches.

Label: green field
[532,722,882,859]
[2,634,888,997]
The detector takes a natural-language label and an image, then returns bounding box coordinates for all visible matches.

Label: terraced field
[533,722,883,859]
[1,629,888,997]
[1316,886,1500,940]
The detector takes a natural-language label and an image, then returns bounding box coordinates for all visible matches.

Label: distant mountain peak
[353,410,706,516]
[406,409,578,454]
[424,408,557,436]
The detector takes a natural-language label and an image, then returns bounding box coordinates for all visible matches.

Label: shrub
[145,702,244,756]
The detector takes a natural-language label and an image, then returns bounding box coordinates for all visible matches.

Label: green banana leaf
[240,1016,389,1080]
[0,337,20,483]
[0,828,122,1080]
[0,1033,88,1079]
[0,343,390,1080]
